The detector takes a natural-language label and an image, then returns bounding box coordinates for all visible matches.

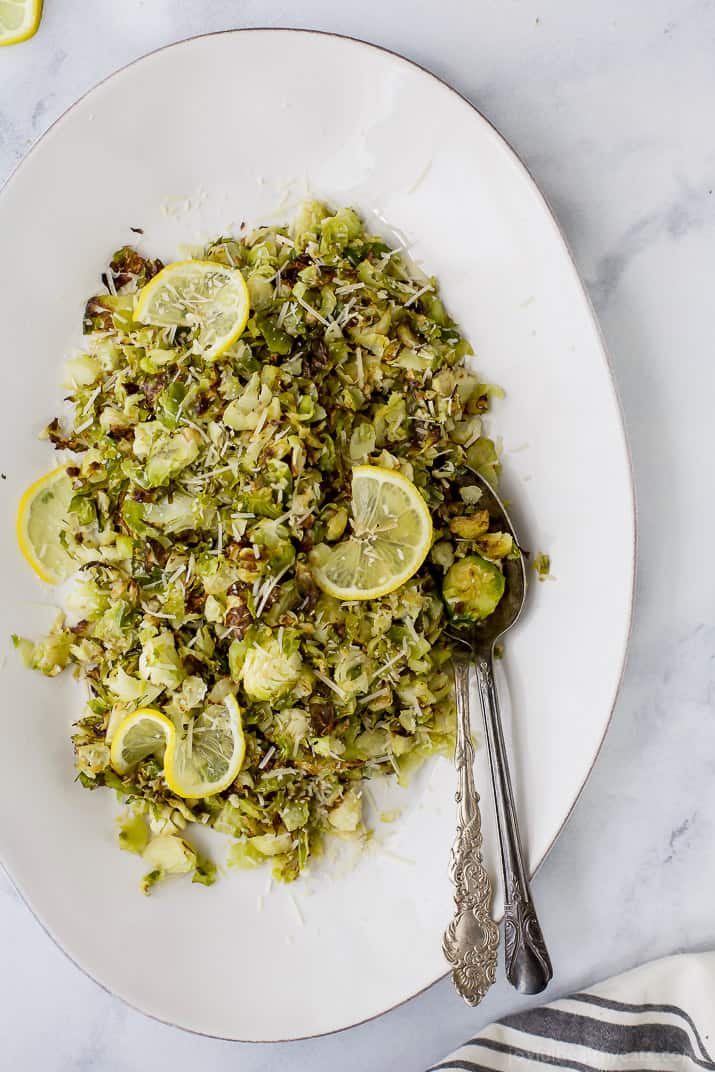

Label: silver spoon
[442,471,553,1002]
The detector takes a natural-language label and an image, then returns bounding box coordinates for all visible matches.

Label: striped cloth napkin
[431,953,715,1071]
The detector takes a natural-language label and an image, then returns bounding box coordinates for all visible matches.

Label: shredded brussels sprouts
[17,204,518,889]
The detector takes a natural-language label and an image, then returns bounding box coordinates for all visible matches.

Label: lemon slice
[165,694,245,798]
[111,696,245,799]
[311,465,433,600]
[133,260,250,358]
[17,466,77,584]
[110,708,175,775]
[0,0,42,46]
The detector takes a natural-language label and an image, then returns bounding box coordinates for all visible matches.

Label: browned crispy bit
[195,393,212,416]
[280,257,309,284]
[108,246,163,289]
[83,296,113,332]
[142,375,167,406]
[294,559,319,611]
[225,541,245,563]
[46,418,82,451]
[224,602,252,640]
[107,427,133,441]
[309,700,335,735]
[185,588,206,614]
[182,653,204,677]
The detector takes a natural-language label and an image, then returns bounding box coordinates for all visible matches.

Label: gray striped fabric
[432,953,715,1071]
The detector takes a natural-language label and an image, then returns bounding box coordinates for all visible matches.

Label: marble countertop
[2,2,714,1068]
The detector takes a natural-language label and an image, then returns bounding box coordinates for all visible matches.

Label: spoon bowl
[444,470,527,655]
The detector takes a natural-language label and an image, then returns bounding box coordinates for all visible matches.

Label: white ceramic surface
[0,30,633,1041]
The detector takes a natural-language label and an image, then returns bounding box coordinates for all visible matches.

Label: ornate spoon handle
[442,659,499,1006]
[474,650,553,994]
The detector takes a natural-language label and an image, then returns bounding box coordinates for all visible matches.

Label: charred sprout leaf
[17,202,534,891]
[83,294,135,334]
[108,246,163,290]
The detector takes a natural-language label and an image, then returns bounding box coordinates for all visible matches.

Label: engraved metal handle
[442,659,499,1005]
[474,650,553,994]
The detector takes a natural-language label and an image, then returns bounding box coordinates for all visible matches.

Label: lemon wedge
[133,260,250,359]
[311,465,433,600]
[17,466,77,584]
[111,696,245,799]
[0,0,42,46]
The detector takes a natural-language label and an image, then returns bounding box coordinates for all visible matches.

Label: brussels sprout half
[443,554,505,622]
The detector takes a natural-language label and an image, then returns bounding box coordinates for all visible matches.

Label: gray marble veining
[2,2,715,1069]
